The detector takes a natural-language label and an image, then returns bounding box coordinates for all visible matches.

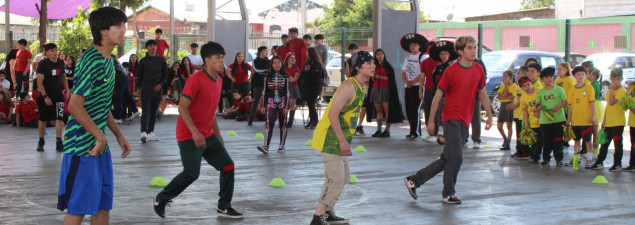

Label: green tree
[57,6,92,59]
[521,0,555,9]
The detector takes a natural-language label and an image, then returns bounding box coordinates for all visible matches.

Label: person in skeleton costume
[257,56,290,154]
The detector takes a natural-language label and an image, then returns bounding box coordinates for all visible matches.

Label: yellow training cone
[305,140,313,146]
[269,178,286,187]
[227,130,237,136]
[254,133,265,138]
[354,145,366,152]
[150,177,168,187]
[350,174,358,183]
[592,175,609,184]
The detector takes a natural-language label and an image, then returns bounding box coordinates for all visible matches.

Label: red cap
[289,27,299,32]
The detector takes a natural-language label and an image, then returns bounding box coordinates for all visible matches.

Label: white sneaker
[424,136,436,142]
[140,132,148,143]
[128,111,141,121]
[473,142,481,149]
[114,119,122,124]
[148,132,159,141]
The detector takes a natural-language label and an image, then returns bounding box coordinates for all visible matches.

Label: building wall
[555,0,584,19]
[262,8,324,33]
[501,26,558,52]
[440,28,496,50]
[571,24,622,55]
[465,8,554,21]
[584,0,635,18]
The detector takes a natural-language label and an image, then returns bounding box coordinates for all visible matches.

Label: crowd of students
[496,59,635,172]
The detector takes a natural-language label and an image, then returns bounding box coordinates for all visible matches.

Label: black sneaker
[56,140,64,152]
[541,161,550,165]
[278,146,285,153]
[152,197,172,218]
[355,126,365,136]
[609,165,622,172]
[406,134,419,141]
[217,207,243,219]
[310,214,329,225]
[381,131,390,137]
[591,163,604,170]
[371,131,382,137]
[443,195,462,204]
[257,145,269,155]
[404,177,418,200]
[37,140,45,152]
[622,165,635,171]
[499,145,510,150]
[286,122,293,128]
[325,210,349,224]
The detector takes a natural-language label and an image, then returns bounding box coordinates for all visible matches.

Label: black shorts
[572,126,592,142]
[37,98,64,121]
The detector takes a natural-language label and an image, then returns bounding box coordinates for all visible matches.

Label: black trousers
[404,86,421,136]
[140,89,161,133]
[304,86,322,125]
[540,122,565,162]
[598,126,625,166]
[423,89,435,126]
[265,107,288,147]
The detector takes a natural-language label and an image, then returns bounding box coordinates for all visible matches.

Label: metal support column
[207,0,216,41]
[5,0,11,52]
[372,0,382,49]
[564,19,571,63]
[170,0,175,62]
[340,29,347,82]
[301,0,307,33]
[239,0,249,59]
[478,24,483,59]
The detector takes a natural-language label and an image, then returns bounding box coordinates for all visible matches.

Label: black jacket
[366,62,404,123]
[135,54,168,91]
[299,60,324,88]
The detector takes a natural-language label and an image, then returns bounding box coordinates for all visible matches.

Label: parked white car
[581,53,635,99]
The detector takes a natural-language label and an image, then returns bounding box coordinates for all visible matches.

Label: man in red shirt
[277,34,290,61]
[419,42,440,141]
[153,41,242,219]
[154,28,169,58]
[288,27,306,69]
[14,39,32,96]
[404,36,492,204]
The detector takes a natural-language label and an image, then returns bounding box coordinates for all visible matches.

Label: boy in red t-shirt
[404,36,493,204]
[14,93,39,127]
[288,27,306,69]
[221,90,244,120]
[14,39,32,96]
[153,41,242,219]
[154,28,169,58]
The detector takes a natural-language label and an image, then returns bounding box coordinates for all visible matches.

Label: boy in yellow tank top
[309,51,374,225]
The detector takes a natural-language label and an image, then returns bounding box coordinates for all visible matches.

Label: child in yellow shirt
[565,66,595,169]
[497,70,517,150]
[592,68,626,172]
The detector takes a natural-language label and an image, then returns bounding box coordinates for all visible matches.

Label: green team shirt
[536,85,567,124]
[591,81,602,101]
[63,48,115,156]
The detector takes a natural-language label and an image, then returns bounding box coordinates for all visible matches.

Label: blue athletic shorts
[57,151,113,215]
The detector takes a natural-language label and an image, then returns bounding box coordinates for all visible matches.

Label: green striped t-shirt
[64,47,115,156]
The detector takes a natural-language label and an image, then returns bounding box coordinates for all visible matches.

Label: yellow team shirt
[513,87,522,119]
[538,79,545,87]
[532,79,544,90]
[497,83,518,103]
[521,89,540,128]
[556,76,576,95]
[567,83,595,126]
[628,86,635,127]
[605,86,627,127]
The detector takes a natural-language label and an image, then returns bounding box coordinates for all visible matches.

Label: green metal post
[341,29,347,82]
[478,24,483,59]
[565,19,571,64]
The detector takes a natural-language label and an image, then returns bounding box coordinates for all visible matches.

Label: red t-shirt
[420,58,440,91]
[16,49,32,72]
[15,101,38,123]
[229,63,252,83]
[289,39,306,69]
[373,64,390,88]
[176,70,222,142]
[156,39,169,58]
[438,62,486,128]
[0,101,14,115]
[239,100,251,112]
[128,72,135,93]
[285,66,301,86]
[278,46,290,61]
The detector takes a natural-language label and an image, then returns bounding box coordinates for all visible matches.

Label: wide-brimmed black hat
[400,33,429,53]
[428,40,459,62]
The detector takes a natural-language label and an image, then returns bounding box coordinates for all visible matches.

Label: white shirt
[401,53,426,87]
[186,53,203,73]
[32,53,45,78]
[0,79,9,89]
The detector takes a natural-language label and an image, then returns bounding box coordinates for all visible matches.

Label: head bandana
[351,51,374,76]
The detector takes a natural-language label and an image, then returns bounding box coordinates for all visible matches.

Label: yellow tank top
[312,77,365,155]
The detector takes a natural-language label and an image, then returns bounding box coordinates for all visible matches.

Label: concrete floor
[0,107,634,225]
